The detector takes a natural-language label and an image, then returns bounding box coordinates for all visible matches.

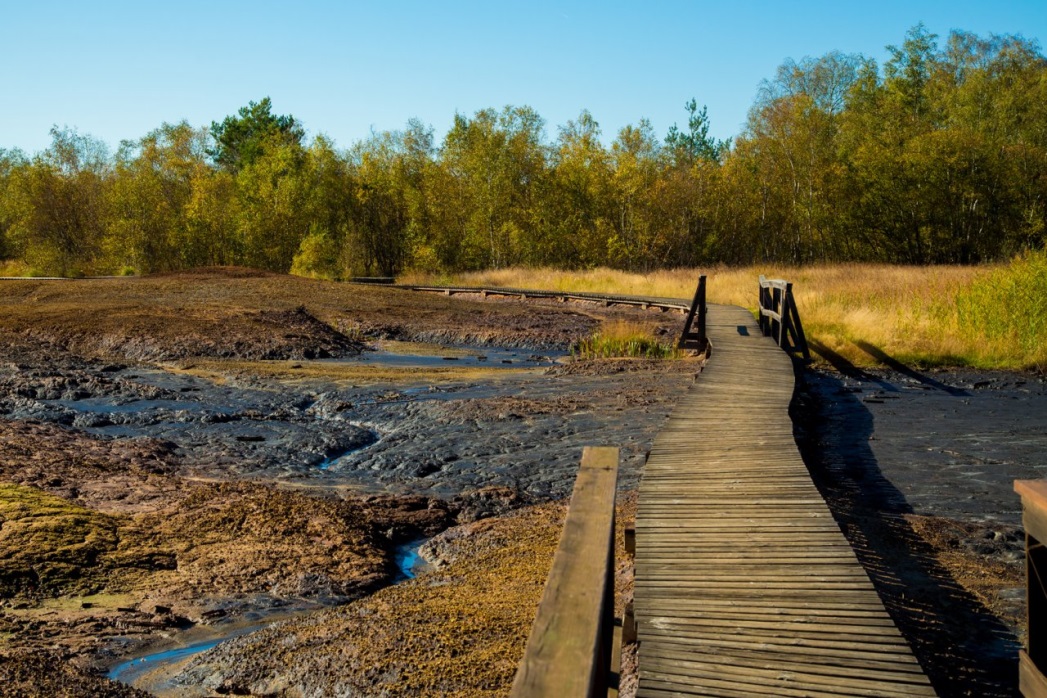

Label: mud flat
[0,270,689,695]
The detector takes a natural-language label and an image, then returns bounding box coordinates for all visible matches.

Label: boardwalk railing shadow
[852,341,970,397]
[791,368,1021,697]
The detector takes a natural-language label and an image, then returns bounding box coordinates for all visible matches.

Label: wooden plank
[1020,650,1047,698]
[1015,480,1047,542]
[639,657,936,697]
[638,634,926,671]
[510,446,619,698]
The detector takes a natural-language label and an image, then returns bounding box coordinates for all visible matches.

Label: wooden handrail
[1015,480,1047,697]
[758,275,810,360]
[511,446,620,698]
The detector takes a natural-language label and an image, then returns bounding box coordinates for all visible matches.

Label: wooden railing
[758,275,810,360]
[677,274,707,350]
[510,446,620,698]
[1015,479,1047,698]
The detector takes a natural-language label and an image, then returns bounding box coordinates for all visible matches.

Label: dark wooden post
[677,275,707,349]
[758,277,768,335]
[697,275,707,343]
[780,282,793,349]
[786,284,811,360]
[1016,480,1047,698]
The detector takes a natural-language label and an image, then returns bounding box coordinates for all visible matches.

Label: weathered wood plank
[510,446,619,698]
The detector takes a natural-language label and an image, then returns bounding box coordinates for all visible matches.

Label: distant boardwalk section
[634,303,936,697]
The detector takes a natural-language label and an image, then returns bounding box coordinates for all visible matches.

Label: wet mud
[795,365,1046,698]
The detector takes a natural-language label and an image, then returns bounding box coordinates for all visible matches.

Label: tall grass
[953,251,1047,369]
[403,261,1047,370]
[573,320,679,360]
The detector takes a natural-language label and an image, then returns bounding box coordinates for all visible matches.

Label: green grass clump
[573,320,679,359]
[953,250,1047,369]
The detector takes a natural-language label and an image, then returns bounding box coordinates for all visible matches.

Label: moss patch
[0,484,124,597]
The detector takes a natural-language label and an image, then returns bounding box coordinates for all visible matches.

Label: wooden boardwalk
[634,303,936,697]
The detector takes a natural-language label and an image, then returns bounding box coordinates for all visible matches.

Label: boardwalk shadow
[808,339,898,392]
[791,367,1021,697]
[852,341,971,397]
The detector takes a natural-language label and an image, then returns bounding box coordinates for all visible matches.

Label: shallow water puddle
[107,539,431,688]
[107,635,239,685]
[344,344,563,368]
[393,538,431,580]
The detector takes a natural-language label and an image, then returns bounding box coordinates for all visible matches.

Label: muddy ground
[1,268,1044,697]
[0,269,690,694]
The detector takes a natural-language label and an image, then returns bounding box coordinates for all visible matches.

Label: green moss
[0,484,122,597]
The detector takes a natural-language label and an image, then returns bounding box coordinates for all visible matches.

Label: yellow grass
[401,264,1037,370]
[0,259,31,277]
[574,319,679,359]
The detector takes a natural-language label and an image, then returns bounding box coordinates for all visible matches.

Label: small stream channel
[107,538,431,688]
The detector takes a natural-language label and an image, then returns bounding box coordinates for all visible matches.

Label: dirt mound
[0,418,460,664]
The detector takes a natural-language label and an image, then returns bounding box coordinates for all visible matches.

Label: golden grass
[401,263,1045,370]
[574,319,679,359]
[0,259,30,277]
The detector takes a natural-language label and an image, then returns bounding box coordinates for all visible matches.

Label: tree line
[1,25,1045,277]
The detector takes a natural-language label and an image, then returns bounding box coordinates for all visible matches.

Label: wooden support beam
[678,275,707,350]
[511,447,620,698]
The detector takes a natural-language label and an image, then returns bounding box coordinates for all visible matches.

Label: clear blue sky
[3,1,1046,155]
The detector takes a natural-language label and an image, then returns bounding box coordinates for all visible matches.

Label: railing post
[780,282,793,349]
[757,277,809,360]
[758,276,768,335]
[1016,480,1047,697]
[678,274,707,349]
[697,275,707,343]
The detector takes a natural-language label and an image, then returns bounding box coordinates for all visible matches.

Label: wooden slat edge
[1016,480,1047,542]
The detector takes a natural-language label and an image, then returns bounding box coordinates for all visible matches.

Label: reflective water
[107,539,430,686]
